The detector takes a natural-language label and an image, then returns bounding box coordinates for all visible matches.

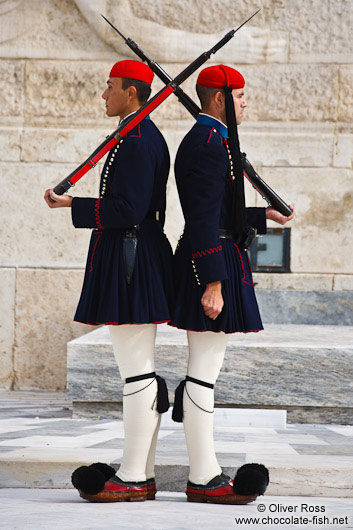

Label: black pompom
[89,462,116,481]
[71,465,106,494]
[233,463,270,496]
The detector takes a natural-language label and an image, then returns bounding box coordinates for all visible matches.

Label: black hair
[196,84,224,109]
[121,78,151,103]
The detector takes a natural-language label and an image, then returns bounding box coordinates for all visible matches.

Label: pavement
[0,391,352,529]
[1,489,353,530]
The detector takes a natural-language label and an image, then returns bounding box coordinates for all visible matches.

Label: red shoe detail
[186,475,257,505]
[79,477,148,503]
[146,478,157,500]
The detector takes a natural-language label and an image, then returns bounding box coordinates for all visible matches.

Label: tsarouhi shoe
[186,464,269,505]
[146,477,157,500]
[71,462,157,502]
[78,475,148,503]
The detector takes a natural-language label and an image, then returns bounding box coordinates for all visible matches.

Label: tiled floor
[1,489,353,530]
[0,392,352,498]
[0,415,352,465]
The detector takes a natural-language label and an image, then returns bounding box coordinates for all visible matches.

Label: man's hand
[266,204,295,225]
[201,281,223,320]
[44,189,73,208]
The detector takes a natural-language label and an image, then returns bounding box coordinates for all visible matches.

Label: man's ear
[214,90,224,106]
[127,85,138,100]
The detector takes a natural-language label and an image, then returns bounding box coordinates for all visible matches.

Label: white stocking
[109,324,160,482]
[183,330,229,485]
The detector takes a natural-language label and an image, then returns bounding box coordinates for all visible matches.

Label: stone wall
[0,0,352,391]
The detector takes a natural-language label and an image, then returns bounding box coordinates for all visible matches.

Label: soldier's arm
[71,137,155,229]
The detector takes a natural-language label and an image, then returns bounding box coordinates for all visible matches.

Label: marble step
[0,415,352,497]
[256,289,353,326]
[67,323,353,424]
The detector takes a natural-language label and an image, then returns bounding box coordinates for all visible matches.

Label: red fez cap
[109,60,154,86]
[197,65,245,89]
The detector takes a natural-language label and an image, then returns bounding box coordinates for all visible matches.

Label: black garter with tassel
[172,376,214,422]
[125,371,170,414]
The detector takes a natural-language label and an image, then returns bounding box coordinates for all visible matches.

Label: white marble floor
[0,490,352,530]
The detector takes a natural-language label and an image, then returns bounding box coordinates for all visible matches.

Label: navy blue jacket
[175,114,266,286]
[72,116,170,229]
[70,115,174,326]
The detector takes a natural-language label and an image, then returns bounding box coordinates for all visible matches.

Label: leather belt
[219,229,234,239]
[219,227,257,249]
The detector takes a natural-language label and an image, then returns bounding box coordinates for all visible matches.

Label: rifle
[102,14,293,217]
[52,11,260,197]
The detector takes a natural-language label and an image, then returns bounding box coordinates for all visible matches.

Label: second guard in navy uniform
[170,65,295,504]
[44,60,173,502]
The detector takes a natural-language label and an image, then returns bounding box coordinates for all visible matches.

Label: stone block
[334,133,353,168]
[0,61,24,119]
[24,60,109,126]
[241,122,334,167]
[241,64,339,122]
[80,0,287,64]
[0,269,16,389]
[14,268,94,391]
[0,128,21,162]
[338,66,353,122]
[0,0,114,61]
[67,323,353,416]
[334,275,353,291]
[261,167,353,273]
[253,273,334,291]
[21,127,110,163]
[129,0,263,33]
[257,290,353,326]
[263,0,353,64]
[0,162,99,267]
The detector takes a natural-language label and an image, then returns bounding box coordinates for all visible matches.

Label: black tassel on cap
[172,379,186,422]
[71,462,116,494]
[223,82,249,241]
[233,463,270,496]
[156,375,170,413]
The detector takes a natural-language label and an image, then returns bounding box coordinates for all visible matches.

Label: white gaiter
[109,324,160,482]
[183,330,229,485]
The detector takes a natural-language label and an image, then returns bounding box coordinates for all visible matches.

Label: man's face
[101,77,130,117]
[232,87,247,125]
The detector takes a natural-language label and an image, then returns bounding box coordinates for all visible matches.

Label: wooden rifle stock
[242,154,293,216]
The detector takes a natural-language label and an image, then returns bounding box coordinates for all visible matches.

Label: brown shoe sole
[79,490,147,503]
[187,493,258,505]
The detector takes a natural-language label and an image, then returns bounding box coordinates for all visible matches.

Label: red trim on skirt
[74,319,171,326]
[168,323,262,334]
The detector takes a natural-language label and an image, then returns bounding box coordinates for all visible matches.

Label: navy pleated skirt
[169,235,263,334]
[74,220,174,325]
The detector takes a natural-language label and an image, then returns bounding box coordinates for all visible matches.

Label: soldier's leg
[109,323,159,483]
[183,330,229,485]
[145,413,161,481]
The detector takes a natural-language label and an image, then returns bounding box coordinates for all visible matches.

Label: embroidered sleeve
[192,245,222,259]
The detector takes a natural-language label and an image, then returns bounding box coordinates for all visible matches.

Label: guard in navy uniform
[170,65,294,504]
[44,60,173,502]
